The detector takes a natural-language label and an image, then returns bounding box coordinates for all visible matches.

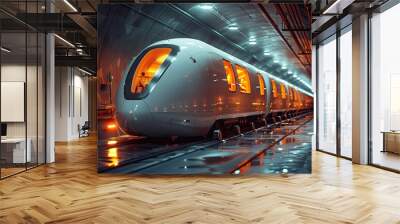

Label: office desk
[382,131,400,154]
[1,138,31,163]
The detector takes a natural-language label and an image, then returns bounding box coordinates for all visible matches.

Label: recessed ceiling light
[288,71,293,74]
[78,67,93,76]
[264,51,270,56]
[1,47,11,53]
[54,34,75,48]
[228,26,239,30]
[199,4,213,10]
[273,59,279,63]
[63,0,78,12]
[249,41,257,45]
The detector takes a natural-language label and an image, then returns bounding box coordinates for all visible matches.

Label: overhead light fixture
[249,41,257,45]
[63,0,78,12]
[273,59,279,63]
[281,65,287,70]
[288,71,293,74]
[54,34,75,48]
[78,67,93,76]
[228,26,239,31]
[263,51,270,56]
[322,0,354,15]
[1,47,11,53]
[199,4,213,10]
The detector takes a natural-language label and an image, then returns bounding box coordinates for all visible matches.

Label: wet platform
[99,115,313,175]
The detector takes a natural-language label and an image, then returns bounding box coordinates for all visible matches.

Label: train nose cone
[115,100,151,135]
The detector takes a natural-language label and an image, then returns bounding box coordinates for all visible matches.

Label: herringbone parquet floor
[1,136,400,224]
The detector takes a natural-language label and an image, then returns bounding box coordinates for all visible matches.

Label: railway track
[101,113,313,174]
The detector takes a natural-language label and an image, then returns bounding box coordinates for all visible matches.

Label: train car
[115,38,312,138]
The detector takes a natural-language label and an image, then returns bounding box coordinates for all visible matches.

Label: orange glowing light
[106,123,117,130]
[235,64,251,94]
[107,147,119,167]
[257,74,265,96]
[110,158,119,167]
[271,80,278,98]
[223,60,236,92]
[107,140,118,145]
[280,83,287,99]
[239,162,251,174]
[108,147,118,157]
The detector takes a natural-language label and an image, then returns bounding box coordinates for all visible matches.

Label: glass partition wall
[339,27,352,159]
[316,26,353,159]
[0,2,46,179]
[370,3,400,171]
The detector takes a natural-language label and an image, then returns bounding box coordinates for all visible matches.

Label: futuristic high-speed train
[115,38,313,138]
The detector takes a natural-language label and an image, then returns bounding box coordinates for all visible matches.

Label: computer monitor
[1,123,7,137]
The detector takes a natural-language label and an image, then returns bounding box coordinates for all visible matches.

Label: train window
[289,88,294,100]
[223,60,236,92]
[257,74,265,96]
[235,65,251,94]
[280,83,287,99]
[271,80,278,98]
[130,47,172,94]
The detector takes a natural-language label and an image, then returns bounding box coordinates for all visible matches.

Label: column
[352,14,369,164]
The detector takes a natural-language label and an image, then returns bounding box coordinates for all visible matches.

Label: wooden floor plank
[0,136,400,223]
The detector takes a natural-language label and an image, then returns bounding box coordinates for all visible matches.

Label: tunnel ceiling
[172,3,312,92]
[0,1,312,93]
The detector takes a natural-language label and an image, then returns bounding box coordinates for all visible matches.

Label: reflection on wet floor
[99,115,313,174]
[239,122,313,174]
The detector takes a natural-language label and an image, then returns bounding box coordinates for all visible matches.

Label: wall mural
[97,4,313,175]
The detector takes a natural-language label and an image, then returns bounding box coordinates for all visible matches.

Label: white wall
[1,63,45,164]
[1,64,42,137]
[55,67,89,141]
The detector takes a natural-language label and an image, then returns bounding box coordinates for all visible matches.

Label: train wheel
[250,122,256,130]
[262,118,267,127]
[213,129,223,141]
[234,125,241,135]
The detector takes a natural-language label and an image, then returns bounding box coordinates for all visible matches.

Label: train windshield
[131,48,172,94]
[124,45,178,100]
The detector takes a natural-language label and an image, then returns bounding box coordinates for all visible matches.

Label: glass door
[339,27,352,158]
[317,35,337,154]
[1,30,28,178]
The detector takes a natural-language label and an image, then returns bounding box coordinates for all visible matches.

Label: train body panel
[115,38,312,137]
